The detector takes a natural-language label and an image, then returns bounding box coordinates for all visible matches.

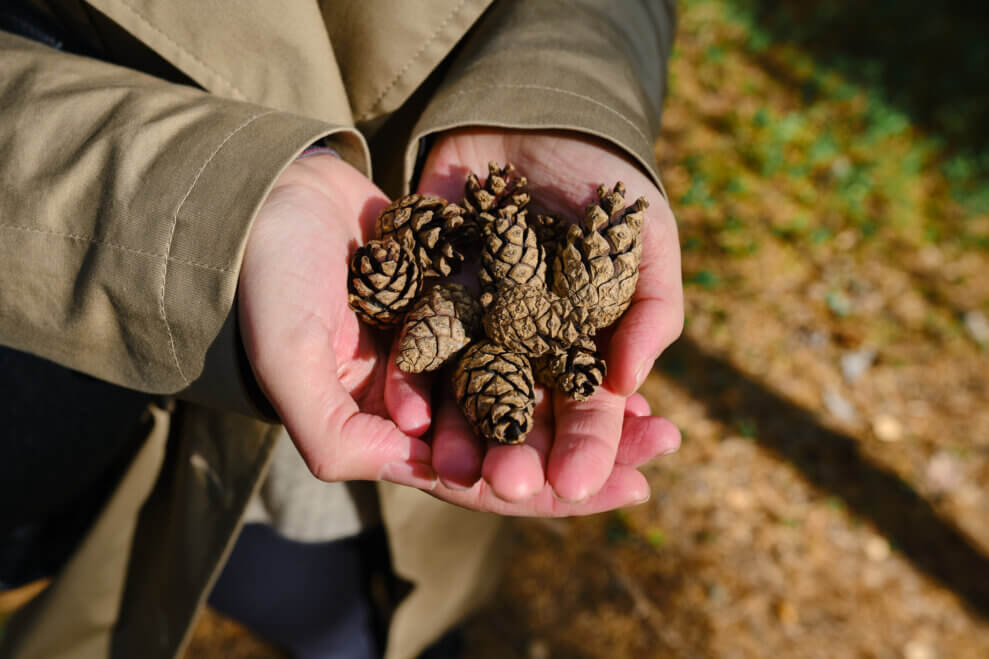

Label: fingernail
[631,490,651,505]
[440,476,477,491]
[551,486,589,505]
[379,461,437,490]
[661,442,681,456]
[635,362,651,389]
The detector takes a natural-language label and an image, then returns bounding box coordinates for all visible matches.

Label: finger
[384,333,433,437]
[625,393,651,417]
[254,320,435,489]
[546,386,627,503]
[615,416,681,467]
[606,201,684,396]
[432,392,485,490]
[481,388,552,503]
[431,463,650,517]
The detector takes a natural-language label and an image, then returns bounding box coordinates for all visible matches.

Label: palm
[238,155,434,487]
[384,129,684,514]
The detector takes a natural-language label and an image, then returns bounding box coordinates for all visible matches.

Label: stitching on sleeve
[358,0,470,121]
[112,0,248,100]
[0,224,229,272]
[160,109,275,385]
[443,84,653,152]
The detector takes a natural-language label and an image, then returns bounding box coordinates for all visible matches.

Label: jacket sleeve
[0,30,367,396]
[405,0,676,193]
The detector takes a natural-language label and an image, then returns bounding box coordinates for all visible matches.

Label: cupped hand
[238,155,437,490]
[386,128,684,513]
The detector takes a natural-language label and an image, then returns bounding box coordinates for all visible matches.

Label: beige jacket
[0,1,675,657]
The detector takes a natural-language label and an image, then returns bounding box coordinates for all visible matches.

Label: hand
[385,128,684,513]
[238,155,437,490]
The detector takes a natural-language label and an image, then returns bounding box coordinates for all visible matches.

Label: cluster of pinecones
[347,163,647,445]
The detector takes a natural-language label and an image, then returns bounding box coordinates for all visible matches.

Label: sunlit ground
[462,1,989,657]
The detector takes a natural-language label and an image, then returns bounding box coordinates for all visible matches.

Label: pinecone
[482,283,591,357]
[479,205,547,299]
[531,213,568,276]
[452,340,535,445]
[395,283,482,373]
[552,182,647,329]
[533,336,606,401]
[376,194,469,278]
[463,162,531,220]
[347,239,422,328]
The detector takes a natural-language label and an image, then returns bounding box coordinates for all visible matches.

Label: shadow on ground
[657,335,989,617]
[731,0,989,161]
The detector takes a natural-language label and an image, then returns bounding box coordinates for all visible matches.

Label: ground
[3,1,988,657]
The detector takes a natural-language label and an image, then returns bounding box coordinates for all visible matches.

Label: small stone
[775,600,799,627]
[926,451,962,494]
[725,487,752,510]
[831,156,852,179]
[823,388,857,423]
[527,639,550,659]
[834,229,858,250]
[840,348,876,383]
[872,414,903,442]
[826,290,853,317]
[865,535,890,561]
[963,310,989,344]
[903,639,935,659]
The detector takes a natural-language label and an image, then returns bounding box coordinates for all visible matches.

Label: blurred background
[467,0,989,656]
[5,0,987,657]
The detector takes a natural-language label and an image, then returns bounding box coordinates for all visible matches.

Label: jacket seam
[161,109,275,386]
[0,224,229,272]
[358,0,470,121]
[110,0,248,100]
[442,83,653,152]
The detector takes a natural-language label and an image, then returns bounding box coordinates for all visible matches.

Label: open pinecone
[347,239,422,328]
[533,336,606,402]
[463,162,531,220]
[481,283,591,357]
[396,283,481,373]
[479,205,547,298]
[376,194,469,278]
[452,340,535,445]
[552,182,647,329]
[531,213,568,268]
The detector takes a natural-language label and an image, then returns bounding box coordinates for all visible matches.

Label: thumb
[247,316,436,490]
[286,350,437,489]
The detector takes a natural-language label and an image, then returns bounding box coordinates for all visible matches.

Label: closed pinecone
[347,239,422,328]
[463,162,531,220]
[481,283,591,357]
[376,194,468,278]
[452,340,535,445]
[533,336,606,401]
[396,283,482,373]
[552,182,647,329]
[479,205,547,300]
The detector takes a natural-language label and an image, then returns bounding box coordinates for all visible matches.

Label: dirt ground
[4,2,987,658]
[459,2,989,657]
